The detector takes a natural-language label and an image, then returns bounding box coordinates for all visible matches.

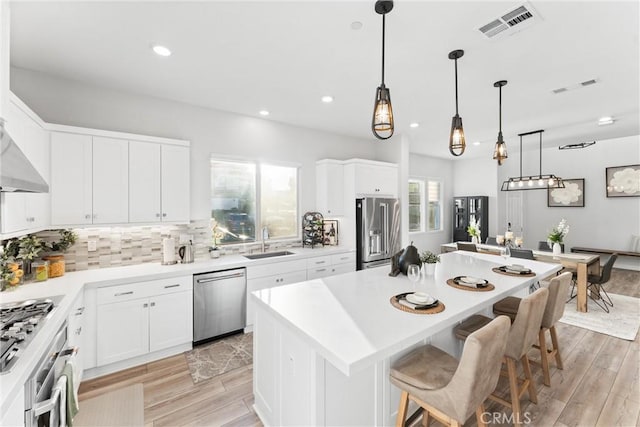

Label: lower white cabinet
[67,291,86,384]
[96,276,192,367]
[246,269,307,328]
[307,252,356,279]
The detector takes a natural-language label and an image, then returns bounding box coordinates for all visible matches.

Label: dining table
[440,242,602,312]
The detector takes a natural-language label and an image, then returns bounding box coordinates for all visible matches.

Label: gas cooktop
[0,296,63,374]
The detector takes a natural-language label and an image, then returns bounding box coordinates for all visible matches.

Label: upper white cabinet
[316,159,344,217]
[130,141,189,223]
[51,133,128,225]
[0,97,51,236]
[349,160,398,197]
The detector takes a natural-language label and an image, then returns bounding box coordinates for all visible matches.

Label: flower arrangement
[420,251,441,264]
[45,229,78,253]
[210,218,225,249]
[547,218,569,245]
[17,235,45,261]
[467,218,481,240]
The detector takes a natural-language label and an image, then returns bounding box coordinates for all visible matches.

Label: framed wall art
[606,164,640,198]
[322,220,339,246]
[548,178,585,207]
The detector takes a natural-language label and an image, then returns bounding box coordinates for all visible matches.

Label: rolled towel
[62,360,80,426]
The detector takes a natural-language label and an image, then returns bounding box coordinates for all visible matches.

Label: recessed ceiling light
[598,116,614,126]
[152,45,172,57]
[409,122,419,128]
[259,110,270,116]
[321,96,334,103]
[473,141,481,146]
[351,21,363,30]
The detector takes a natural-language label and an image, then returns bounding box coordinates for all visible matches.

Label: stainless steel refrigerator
[356,197,401,270]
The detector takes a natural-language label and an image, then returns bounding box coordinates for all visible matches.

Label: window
[211,158,299,244]
[407,178,442,233]
[408,179,425,232]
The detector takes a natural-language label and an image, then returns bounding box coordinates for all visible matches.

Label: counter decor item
[33,260,49,282]
[389,249,403,277]
[322,220,339,246]
[467,217,481,244]
[16,235,45,281]
[42,229,78,277]
[547,218,569,255]
[162,237,177,265]
[398,242,421,275]
[420,251,440,276]
[209,218,225,258]
[302,212,324,248]
[1,257,23,291]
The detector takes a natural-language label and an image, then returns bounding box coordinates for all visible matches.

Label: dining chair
[391,316,511,427]
[456,242,478,252]
[493,272,572,386]
[537,241,564,253]
[509,248,534,260]
[568,253,618,313]
[454,288,549,426]
[485,236,498,245]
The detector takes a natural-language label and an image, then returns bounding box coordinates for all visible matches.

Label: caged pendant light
[493,80,508,165]
[371,0,394,140]
[448,49,466,156]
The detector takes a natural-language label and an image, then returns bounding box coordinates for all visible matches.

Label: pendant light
[372,0,394,140]
[493,80,508,165]
[448,49,466,156]
[500,130,565,191]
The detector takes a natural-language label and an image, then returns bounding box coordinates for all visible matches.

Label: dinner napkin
[399,299,437,310]
[455,280,481,288]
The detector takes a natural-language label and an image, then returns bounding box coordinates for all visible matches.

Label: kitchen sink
[244,250,295,260]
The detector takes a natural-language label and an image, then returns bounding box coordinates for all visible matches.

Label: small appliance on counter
[178,240,195,264]
[162,237,177,265]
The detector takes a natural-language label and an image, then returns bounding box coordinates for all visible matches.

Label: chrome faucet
[261,226,269,253]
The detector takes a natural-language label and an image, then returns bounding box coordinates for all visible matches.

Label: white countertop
[0,245,353,413]
[441,242,600,263]
[252,250,562,376]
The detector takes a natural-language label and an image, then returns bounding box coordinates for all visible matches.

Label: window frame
[408,176,444,234]
[408,178,426,233]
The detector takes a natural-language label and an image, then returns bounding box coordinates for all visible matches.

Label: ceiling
[9,1,640,158]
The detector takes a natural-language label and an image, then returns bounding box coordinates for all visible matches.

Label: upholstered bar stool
[390,316,511,427]
[493,272,572,386]
[454,288,549,426]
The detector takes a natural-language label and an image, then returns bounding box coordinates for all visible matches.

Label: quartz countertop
[0,245,353,414]
[252,250,562,376]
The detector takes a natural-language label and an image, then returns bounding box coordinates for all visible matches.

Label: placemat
[492,266,536,277]
[446,278,495,292]
[390,294,445,314]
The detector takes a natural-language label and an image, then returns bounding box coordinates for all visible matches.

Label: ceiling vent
[478,3,539,40]
[552,78,599,95]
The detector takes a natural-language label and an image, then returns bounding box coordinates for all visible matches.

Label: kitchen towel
[62,360,79,426]
[162,238,176,264]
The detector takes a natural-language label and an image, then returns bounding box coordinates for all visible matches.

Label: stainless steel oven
[24,322,69,427]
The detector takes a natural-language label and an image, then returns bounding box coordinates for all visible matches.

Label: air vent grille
[552,88,568,94]
[581,79,597,86]
[552,78,599,94]
[478,3,539,39]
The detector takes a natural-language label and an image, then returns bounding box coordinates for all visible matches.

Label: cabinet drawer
[97,282,153,304]
[306,255,332,269]
[147,276,192,295]
[307,266,332,280]
[329,263,355,276]
[247,259,308,279]
[331,252,355,265]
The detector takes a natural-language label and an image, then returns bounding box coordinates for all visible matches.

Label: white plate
[507,264,527,272]
[460,276,484,285]
[406,293,436,305]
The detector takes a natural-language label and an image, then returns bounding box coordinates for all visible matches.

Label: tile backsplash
[32,220,302,272]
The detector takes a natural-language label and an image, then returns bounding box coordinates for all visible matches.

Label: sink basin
[244,250,295,260]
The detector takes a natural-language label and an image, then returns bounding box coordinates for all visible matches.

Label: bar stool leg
[549,326,563,369]
[539,328,552,386]
[521,355,537,404]
[421,408,429,427]
[396,391,409,427]
[476,403,487,427]
[506,358,523,426]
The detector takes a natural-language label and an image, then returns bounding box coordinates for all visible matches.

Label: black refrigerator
[356,197,401,270]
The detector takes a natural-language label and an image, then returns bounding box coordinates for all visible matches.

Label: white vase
[552,242,562,255]
[424,263,436,276]
[471,236,479,244]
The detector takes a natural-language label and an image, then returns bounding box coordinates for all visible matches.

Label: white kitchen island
[251,250,562,427]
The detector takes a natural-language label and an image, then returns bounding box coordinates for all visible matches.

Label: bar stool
[493,272,572,386]
[390,316,511,427]
[454,288,549,426]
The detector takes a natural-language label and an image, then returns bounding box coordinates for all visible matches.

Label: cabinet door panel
[93,137,129,224]
[161,144,189,222]
[51,132,92,225]
[1,193,27,232]
[149,291,193,352]
[354,164,397,197]
[129,141,161,223]
[97,299,149,366]
[246,270,307,327]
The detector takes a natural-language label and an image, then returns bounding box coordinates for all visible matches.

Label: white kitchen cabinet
[92,137,129,224]
[350,160,398,197]
[316,159,344,217]
[67,291,86,383]
[96,276,192,367]
[307,252,356,279]
[246,270,307,328]
[129,141,190,223]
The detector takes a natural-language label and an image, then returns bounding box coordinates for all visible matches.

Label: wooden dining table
[441,242,601,312]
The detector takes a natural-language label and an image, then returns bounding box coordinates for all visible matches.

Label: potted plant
[16,234,45,281]
[467,218,481,244]
[43,229,78,277]
[0,243,23,291]
[209,219,225,258]
[547,219,569,255]
[420,251,440,276]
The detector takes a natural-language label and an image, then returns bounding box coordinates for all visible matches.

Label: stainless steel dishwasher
[193,268,246,344]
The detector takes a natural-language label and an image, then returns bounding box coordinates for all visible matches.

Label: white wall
[11,67,395,224]
[452,156,499,238]
[408,152,454,254]
[496,135,640,254]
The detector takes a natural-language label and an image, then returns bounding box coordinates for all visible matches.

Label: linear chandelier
[500,129,565,191]
[558,141,596,150]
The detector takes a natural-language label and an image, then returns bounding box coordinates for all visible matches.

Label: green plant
[547,218,569,244]
[420,251,440,264]
[46,229,78,253]
[17,235,45,261]
[467,217,480,238]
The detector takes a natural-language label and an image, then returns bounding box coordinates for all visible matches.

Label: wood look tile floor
[78,269,640,427]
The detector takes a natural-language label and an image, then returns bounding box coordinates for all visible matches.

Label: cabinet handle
[164,284,180,289]
[75,327,82,335]
[75,307,85,316]
[162,213,167,217]
[340,257,349,261]
[85,214,91,219]
[316,268,326,272]
[143,303,148,308]
[156,213,161,218]
[315,261,326,265]
[93,214,97,219]
[115,291,133,297]
[150,302,156,307]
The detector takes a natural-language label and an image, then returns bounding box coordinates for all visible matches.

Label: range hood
[0,118,49,193]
